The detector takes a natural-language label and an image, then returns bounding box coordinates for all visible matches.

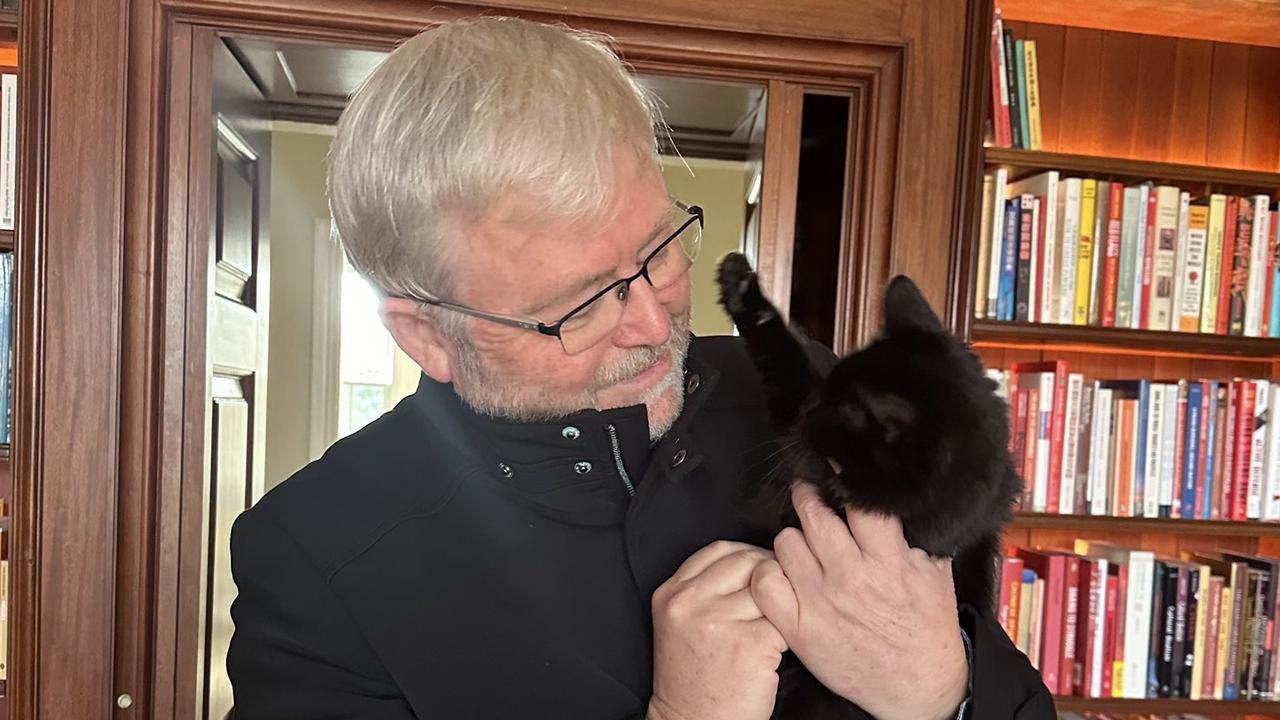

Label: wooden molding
[998,0,1280,49]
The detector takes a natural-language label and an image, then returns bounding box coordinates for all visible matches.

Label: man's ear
[380,297,456,383]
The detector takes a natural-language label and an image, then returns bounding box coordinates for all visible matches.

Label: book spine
[1137,186,1155,330]
[976,175,994,318]
[1211,383,1230,519]
[1035,372,1054,512]
[1171,191,1192,331]
[1117,186,1141,328]
[1246,198,1270,336]
[1016,195,1034,322]
[1075,382,1095,515]
[1024,40,1042,151]
[1145,383,1164,518]
[1235,381,1257,520]
[1223,578,1240,699]
[990,169,1010,318]
[1202,194,1228,333]
[1104,569,1120,696]
[1151,186,1181,330]
[1047,366,1068,514]
[1220,196,1241,335]
[1203,577,1224,700]
[999,195,1019,320]
[1059,178,1081,325]
[1090,181,1111,325]
[989,9,1012,149]
[1103,183,1124,327]
[1116,400,1135,517]
[1182,382,1203,519]
[1091,389,1113,515]
[1159,384,1178,517]
[1014,39,1031,152]
[1004,30,1022,150]
[0,75,15,232]
[1158,563,1176,696]
[1222,382,1238,519]
[1265,384,1280,520]
[1171,382,1188,518]
[1199,382,1216,519]
[1182,202,1210,332]
[1248,380,1269,519]
[1270,207,1280,337]
[1032,197,1044,321]
[1174,567,1191,697]
[1061,373,1084,513]
[999,557,1024,639]
[1190,568,1208,699]
[1076,179,1097,325]
[1126,554,1155,699]
[1062,556,1081,695]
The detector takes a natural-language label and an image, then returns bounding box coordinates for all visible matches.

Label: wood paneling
[1010,24,1280,173]
[1000,0,1280,50]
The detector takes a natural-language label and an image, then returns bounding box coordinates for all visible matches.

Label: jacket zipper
[604,424,636,497]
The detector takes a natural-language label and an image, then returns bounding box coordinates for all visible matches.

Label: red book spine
[1195,383,1212,518]
[1140,189,1157,329]
[1047,366,1068,515]
[1203,578,1223,699]
[1218,196,1240,335]
[1014,389,1031,510]
[1233,380,1255,520]
[1103,183,1124,327]
[1172,384,1188,518]
[1221,382,1238,519]
[1228,197,1254,336]
[1061,556,1082,695]
[989,10,1011,148]
[999,557,1024,640]
[1103,573,1120,697]
[1111,565,1129,696]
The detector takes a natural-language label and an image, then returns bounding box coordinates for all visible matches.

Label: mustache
[592,313,691,387]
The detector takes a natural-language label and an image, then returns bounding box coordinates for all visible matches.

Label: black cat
[716,252,1022,720]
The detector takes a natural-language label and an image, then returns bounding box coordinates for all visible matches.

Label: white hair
[327,16,665,304]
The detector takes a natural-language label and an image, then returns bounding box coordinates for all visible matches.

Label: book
[1090,181,1112,325]
[0,73,16,232]
[1003,29,1023,150]
[1076,540,1155,699]
[1117,186,1143,328]
[1024,40,1043,152]
[1017,548,1069,691]
[1181,382,1203,519]
[1229,196,1251,335]
[1159,383,1179,518]
[1135,184,1153,329]
[1090,387,1115,516]
[1232,380,1256,520]
[1074,381,1096,515]
[1246,196,1270,336]
[1271,205,1280,337]
[1102,182,1124,327]
[1078,555,1110,697]
[1149,185,1181,331]
[1059,178,1082,324]
[998,191,1019,320]
[1145,382,1165,519]
[1211,382,1230,520]
[1189,564,1211,699]
[1265,383,1280,520]
[989,168,1010,318]
[1075,179,1097,325]
[1014,39,1031,152]
[1170,191,1191,331]
[976,174,994,319]
[988,8,1012,149]
[1248,380,1269,519]
[1008,172,1060,322]
[999,556,1025,640]
[1015,194,1034,321]
[1061,372,1084,513]
[1201,194,1229,333]
[1180,200,1210,333]
[1199,381,1218,519]
[1200,575,1224,699]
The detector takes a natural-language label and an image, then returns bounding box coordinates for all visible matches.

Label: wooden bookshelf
[972,320,1280,359]
[960,2,1280,716]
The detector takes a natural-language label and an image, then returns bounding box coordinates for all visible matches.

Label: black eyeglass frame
[403,200,704,342]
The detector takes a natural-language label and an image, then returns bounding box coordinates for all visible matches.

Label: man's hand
[749,483,969,720]
[648,541,787,720]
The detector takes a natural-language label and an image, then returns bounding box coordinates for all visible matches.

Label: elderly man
[227,16,1053,720]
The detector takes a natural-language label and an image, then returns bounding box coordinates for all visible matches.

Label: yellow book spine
[1201,194,1228,333]
[1075,179,1098,324]
[1024,41,1043,152]
[1190,566,1209,700]
[1215,585,1233,699]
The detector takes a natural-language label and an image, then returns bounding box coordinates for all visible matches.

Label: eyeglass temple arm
[425,299,551,334]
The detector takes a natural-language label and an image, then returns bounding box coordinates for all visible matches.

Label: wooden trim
[946,0,994,342]
[970,319,1280,359]
[15,0,129,718]
[756,79,802,318]
[997,0,1280,49]
[1011,512,1280,538]
[984,147,1280,190]
[1053,696,1280,714]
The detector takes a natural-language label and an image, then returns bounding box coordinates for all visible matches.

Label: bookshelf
[961,1,1280,716]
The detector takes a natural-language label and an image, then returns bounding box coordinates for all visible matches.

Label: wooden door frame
[13,1,984,718]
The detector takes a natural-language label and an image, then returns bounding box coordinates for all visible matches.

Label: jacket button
[685,373,700,395]
[574,461,593,474]
[670,449,687,468]
[498,462,513,478]
[562,426,581,440]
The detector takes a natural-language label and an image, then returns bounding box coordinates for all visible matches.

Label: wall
[264,126,333,489]
[660,156,751,336]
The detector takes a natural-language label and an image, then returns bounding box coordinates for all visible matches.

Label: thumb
[750,559,799,641]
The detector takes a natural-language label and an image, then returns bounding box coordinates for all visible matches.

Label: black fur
[716,252,1023,720]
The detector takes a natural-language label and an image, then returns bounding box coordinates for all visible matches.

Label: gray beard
[450,312,692,442]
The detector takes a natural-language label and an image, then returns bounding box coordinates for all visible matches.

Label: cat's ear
[882,275,944,336]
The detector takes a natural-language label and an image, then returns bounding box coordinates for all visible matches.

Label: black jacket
[228,336,1055,718]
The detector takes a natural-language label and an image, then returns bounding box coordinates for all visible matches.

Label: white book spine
[1090,388,1113,515]
[1172,192,1192,328]
[987,168,1009,317]
[1060,179,1082,325]
[1265,384,1280,521]
[1090,559,1109,697]
[1145,385,1164,518]
[1125,551,1156,698]
[0,74,16,232]
[1249,379,1270,519]
[1181,200,1209,331]
[1033,372,1054,512]
[1029,197,1040,322]
[1160,384,1179,513]
[1061,373,1084,512]
[1246,198,1270,337]
[1039,192,1057,324]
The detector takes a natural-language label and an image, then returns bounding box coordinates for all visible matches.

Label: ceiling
[224,38,766,160]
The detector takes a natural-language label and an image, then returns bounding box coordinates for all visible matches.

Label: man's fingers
[843,506,910,562]
[791,482,859,569]
[669,540,764,584]
[750,558,799,641]
[693,547,775,594]
[773,526,823,589]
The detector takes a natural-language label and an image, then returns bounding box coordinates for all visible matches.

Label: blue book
[1014,40,1031,152]
[1271,205,1280,338]
[998,199,1020,321]
[1198,381,1218,515]
[1182,382,1203,519]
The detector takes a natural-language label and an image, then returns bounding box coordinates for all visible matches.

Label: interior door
[199,38,271,720]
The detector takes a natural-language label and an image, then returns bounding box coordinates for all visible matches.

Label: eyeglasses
[404,200,703,355]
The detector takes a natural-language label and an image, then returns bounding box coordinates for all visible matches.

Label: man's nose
[612,279,671,348]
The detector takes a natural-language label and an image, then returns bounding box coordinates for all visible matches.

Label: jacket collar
[408,339,721,527]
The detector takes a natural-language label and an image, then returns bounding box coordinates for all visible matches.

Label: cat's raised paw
[716,252,757,315]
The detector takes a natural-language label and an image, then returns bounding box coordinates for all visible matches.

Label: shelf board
[1012,512,1280,537]
[999,0,1280,50]
[970,320,1280,360]
[984,147,1280,191]
[0,9,14,34]
[0,229,12,252]
[1054,695,1280,714]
